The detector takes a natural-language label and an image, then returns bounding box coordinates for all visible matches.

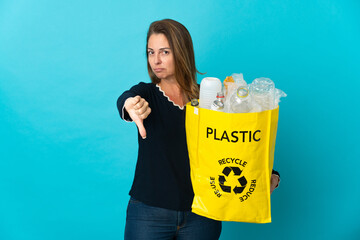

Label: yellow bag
[185,103,279,223]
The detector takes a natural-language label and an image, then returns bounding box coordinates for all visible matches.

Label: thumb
[134,118,147,139]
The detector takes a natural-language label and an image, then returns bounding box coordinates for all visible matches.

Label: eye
[162,50,170,55]
[147,50,154,55]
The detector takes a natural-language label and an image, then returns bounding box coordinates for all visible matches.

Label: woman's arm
[116,82,152,138]
[270,170,280,194]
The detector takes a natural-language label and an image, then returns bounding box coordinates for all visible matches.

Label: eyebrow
[147,47,171,50]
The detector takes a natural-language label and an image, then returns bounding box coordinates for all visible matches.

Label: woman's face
[147,33,175,82]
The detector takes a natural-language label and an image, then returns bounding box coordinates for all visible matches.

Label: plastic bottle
[230,86,252,113]
[191,99,199,107]
[199,77,222,109]
[250,77,275,110]
[231,73,247,86]
[210,92,225,112]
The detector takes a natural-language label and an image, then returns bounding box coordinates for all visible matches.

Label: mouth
[153,68,165,73]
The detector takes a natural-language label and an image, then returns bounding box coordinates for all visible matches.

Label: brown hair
[146,19,200,101]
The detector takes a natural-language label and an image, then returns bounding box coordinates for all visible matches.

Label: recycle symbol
[218,166,248,194]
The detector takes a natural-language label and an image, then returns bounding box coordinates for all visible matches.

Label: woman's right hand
[124,96,151,139]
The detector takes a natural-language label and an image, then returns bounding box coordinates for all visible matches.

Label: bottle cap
[216,92,225,98]
[236,87,249,98]
[212,100,224,110]
[191,99,199,106]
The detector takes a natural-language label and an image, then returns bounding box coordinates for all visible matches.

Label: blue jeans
[124,198,222,240]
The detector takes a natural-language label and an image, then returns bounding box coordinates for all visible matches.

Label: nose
[154,53,161,65]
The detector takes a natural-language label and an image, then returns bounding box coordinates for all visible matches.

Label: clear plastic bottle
[230,87,252,113]
[231,73,247,86]
[191,99,199,107]
[250,77,275,110]
[211,92,225,112]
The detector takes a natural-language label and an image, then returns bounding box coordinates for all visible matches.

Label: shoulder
[137,81,153,87]
[130,82,156,92]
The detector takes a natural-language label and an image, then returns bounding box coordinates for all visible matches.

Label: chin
[155,74,167,79]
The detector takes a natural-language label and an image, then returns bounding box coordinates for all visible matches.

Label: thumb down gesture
[124,96,151,139]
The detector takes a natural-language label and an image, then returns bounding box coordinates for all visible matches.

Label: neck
[159,79,181,92]
[158,80,186,107]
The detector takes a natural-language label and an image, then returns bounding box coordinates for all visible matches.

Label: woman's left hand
[270,174,280,195]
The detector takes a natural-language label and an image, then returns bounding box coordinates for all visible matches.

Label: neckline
[156,84,184,110]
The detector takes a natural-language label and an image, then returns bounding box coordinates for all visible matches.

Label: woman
[117,19,280,240]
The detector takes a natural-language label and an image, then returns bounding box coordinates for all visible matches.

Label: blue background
[1,0,359,239]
